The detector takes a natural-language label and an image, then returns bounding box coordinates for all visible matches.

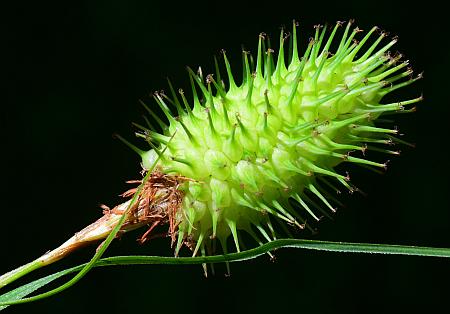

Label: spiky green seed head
[132,20,422,256]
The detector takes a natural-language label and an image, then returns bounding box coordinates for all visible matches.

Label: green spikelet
[131,20,422,256]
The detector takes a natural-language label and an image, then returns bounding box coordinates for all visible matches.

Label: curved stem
[0,137,175,293]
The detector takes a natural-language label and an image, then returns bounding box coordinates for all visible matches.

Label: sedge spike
[134,21,423,256]
[0,20,423,290]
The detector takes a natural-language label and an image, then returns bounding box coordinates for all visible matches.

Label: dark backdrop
[3,1,449,313]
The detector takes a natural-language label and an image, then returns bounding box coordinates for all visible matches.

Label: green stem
[0,260,43,290]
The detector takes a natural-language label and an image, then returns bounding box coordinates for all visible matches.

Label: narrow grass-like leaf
[1,238,449,309]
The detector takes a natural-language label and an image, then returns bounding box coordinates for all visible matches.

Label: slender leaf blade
[1,238,449,309]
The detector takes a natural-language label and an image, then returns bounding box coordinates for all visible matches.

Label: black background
[2,1,449,313]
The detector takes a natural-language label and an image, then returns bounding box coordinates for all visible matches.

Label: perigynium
[0,20,423,291]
